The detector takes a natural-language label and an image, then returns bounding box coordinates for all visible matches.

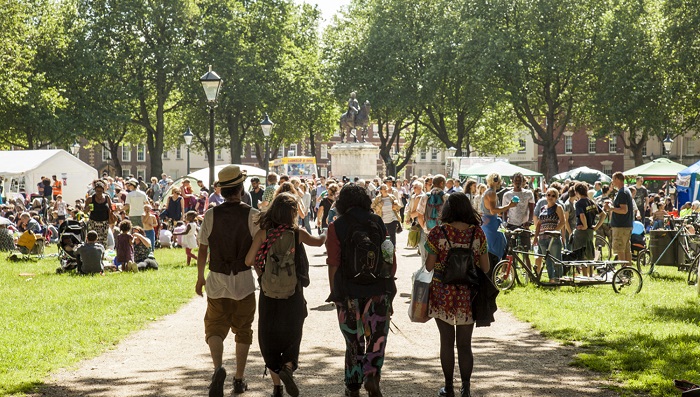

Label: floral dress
[425,224,487,325]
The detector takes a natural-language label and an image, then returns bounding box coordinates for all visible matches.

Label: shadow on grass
[651,301,700,325]
[29,339,620,397]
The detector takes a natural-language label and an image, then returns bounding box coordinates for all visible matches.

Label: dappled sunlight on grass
[498,266,700,397]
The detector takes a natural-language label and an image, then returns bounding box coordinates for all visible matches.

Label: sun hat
[218,165,247,188]
[126,178,139,187]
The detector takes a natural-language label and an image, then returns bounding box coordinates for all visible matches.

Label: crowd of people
[5,164,699,397]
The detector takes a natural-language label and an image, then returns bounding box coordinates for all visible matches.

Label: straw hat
[218,165,247,188]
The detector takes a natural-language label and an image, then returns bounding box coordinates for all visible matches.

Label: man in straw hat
[196,165,259,397]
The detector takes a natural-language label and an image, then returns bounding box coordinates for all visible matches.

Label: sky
[294,0,351,28]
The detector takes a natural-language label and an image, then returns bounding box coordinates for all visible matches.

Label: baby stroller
[56,220,86,273]
[631,221,647,261]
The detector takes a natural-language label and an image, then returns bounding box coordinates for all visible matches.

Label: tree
[75,0,201,178]
[661,0,700,141]
[478,0,605,179]
[0,0,74,149]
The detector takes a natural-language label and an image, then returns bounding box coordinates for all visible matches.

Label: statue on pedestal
[339,92,371,143]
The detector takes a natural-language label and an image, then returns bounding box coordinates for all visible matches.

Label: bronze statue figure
[340,93,371,143]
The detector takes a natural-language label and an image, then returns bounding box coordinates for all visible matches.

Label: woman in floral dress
[425,192,490,397]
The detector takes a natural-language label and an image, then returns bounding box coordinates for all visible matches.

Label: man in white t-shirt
[124,179,149,227]
[502,172,535,248]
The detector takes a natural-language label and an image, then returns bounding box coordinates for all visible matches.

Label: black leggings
[435,318,475,390]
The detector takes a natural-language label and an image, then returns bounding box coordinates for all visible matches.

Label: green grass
[498,265,700,397]
[0,247,197,397]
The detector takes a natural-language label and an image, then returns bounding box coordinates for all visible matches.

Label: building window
[217,150,223,161]
[518,139,526,154]
[602,164,613,177]
[609,136,617,153]
[588,137,596,153]
[136,168,146,180]
[321,144,328,159]
[121,145,131,162]
[102,147,112,161]
[319,167,328,178]
[420,148,427,160]
[289,144,297,157]
[564,136,573,154]
[686,139,696,156]
[121,169,131,179]
[250,146,256,158]
[137,144,146,162]
[176,145,182,160]
[431,148,438,161]
[388,124,395,138]
[162,150,169,159]
[642,145,647,156]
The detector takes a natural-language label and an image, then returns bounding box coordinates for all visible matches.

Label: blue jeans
[539,237,563,280]
[145,229,156,252]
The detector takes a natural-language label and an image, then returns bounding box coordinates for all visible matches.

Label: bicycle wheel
[636,249,651,272]
[516,263,531,287]
[493,260,516,291]
[595,234,612,261]
[612,267,643,294]
[688,256,699,286]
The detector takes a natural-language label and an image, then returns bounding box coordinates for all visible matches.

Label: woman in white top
[299,182,312,234]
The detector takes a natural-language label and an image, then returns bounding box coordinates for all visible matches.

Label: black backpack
[440,226,479,288]
[341,215,392,284]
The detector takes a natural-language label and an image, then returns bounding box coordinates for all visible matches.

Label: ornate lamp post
[200,65,222,189]
[260,113,274,181]
[183,126,194,174]
[70,141,81,157]
[663,134,674,155]
[568,156,575,170]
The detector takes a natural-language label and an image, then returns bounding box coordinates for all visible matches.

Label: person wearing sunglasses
[533,188,566,282]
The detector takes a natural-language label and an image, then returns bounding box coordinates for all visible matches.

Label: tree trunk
[108,143,122,177]
[227,114,243,164]
[309,130,316,158]
[541,141,559,180]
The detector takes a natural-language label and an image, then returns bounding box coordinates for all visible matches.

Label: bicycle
[493,229,643,294]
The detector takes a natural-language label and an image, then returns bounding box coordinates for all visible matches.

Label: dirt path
[31,232,618,397]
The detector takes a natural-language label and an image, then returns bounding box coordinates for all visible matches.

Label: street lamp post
[70,142,81,157]
[260,113,274,181]
[663,134,674,156]
[200,65,223,189]
[183,126,193,174]
[391,151,400,178]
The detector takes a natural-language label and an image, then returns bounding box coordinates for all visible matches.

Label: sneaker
[278,366,299,397]
[345,387,361,397]
[439,386,455,397]
[233,378,248,394]
[208,366,226,397]
[364,374,383,397]
[271,385,284,397]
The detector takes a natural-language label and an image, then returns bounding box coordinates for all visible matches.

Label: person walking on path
[195,165,259,397]
[425,192,490,397]
[245,193,325,397]
[604,172,634,266]
[325,183,397,397]
[502,172,535,250]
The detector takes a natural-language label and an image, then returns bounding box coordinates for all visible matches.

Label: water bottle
[381,236,394,263]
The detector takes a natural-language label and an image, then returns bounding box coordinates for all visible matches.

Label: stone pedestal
[328,142,380,180]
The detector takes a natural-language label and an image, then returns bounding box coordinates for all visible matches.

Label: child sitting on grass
[159,222,173,248]
[115,220,134,271]
[76,230,105,275]
[173,211,198,266]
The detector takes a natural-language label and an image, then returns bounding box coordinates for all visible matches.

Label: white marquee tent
[0,150,98,203]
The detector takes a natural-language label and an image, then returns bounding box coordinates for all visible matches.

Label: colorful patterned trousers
[335,294,392,389]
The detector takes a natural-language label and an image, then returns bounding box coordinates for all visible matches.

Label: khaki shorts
[611,227,632,253]
[204,293,256,344]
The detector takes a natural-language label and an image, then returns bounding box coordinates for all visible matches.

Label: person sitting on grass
[159,222,173,248]
[115,220,134,271]
[76,230,105,275]
[132,226,158,271]
[0,224,15,252]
